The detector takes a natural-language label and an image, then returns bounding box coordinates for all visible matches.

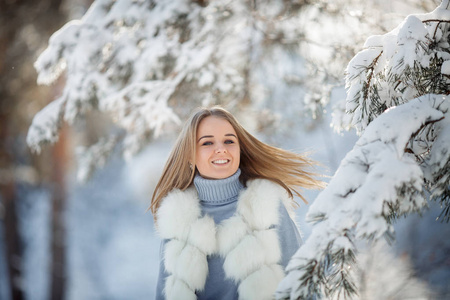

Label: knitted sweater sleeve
[277,203,303,269]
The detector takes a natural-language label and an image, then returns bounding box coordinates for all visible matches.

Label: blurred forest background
[0,0,449,300]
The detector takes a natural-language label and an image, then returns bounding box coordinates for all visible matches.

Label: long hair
[150,106,325,217]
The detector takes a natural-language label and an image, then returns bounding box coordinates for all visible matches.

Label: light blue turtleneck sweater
[155,169,303,300]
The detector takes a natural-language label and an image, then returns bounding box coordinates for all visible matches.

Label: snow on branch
[99,80,182,159]
[27,96,66,153]
[334,2,450,135]
[28,0,256,180]
[424,102,450,222]
[276,95,446,300]
[333,0,450,223]
[75,136,118,182]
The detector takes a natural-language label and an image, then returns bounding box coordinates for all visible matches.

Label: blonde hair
[150,106,325,217]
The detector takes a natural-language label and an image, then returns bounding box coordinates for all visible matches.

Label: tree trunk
[50,126,68,300]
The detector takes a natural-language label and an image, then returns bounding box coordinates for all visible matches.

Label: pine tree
[277,1,450,299]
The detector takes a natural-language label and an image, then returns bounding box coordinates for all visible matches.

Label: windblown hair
[150,106,325,217]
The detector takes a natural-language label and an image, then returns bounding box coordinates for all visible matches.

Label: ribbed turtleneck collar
[194,169,243,205]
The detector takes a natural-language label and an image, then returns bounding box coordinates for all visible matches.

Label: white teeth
[213,159,228,164]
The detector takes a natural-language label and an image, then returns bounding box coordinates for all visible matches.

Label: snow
[356,95,444,157]
[393,16,429,74]
[34,20,81,85]
[397,16,428,43]
[415,0,450,21]
[75,137,118,182]
[99,80,182,138]
[441,60,450,75]
[341,7,450,134]
[26,96,65,153]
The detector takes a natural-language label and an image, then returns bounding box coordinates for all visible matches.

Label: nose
[215,144,227,153]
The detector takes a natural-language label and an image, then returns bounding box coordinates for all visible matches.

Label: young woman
[151,106,323,300]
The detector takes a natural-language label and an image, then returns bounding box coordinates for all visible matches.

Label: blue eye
[225,140,234,144]
[202,141,213,146]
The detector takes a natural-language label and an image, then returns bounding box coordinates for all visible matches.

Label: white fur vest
[156,179,293,300]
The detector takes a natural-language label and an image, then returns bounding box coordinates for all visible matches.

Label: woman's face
[195,116,240,179]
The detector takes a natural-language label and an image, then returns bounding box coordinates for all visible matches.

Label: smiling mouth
[212,159,230,165]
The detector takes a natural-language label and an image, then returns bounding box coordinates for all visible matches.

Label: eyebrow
[197,133,237,142]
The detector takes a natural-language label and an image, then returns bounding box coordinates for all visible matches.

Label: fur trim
[217,216,248,256]
[174,244,208,290]
[158,179,290,300]
[188,216,217,254]
[236,179,282,229]
[165,275,197,300]
[158,187,217,298]
[163,240,184,274]
[223,234,269,280]
[157,187,200,240]
[219,179,286,298]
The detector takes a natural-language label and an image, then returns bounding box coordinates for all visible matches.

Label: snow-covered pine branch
[28,0,254,179]
[334,1,450,134]
[29,0,330,179]
[277,94,447,300]
[335,0,450,222]
[279,1,450,299]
